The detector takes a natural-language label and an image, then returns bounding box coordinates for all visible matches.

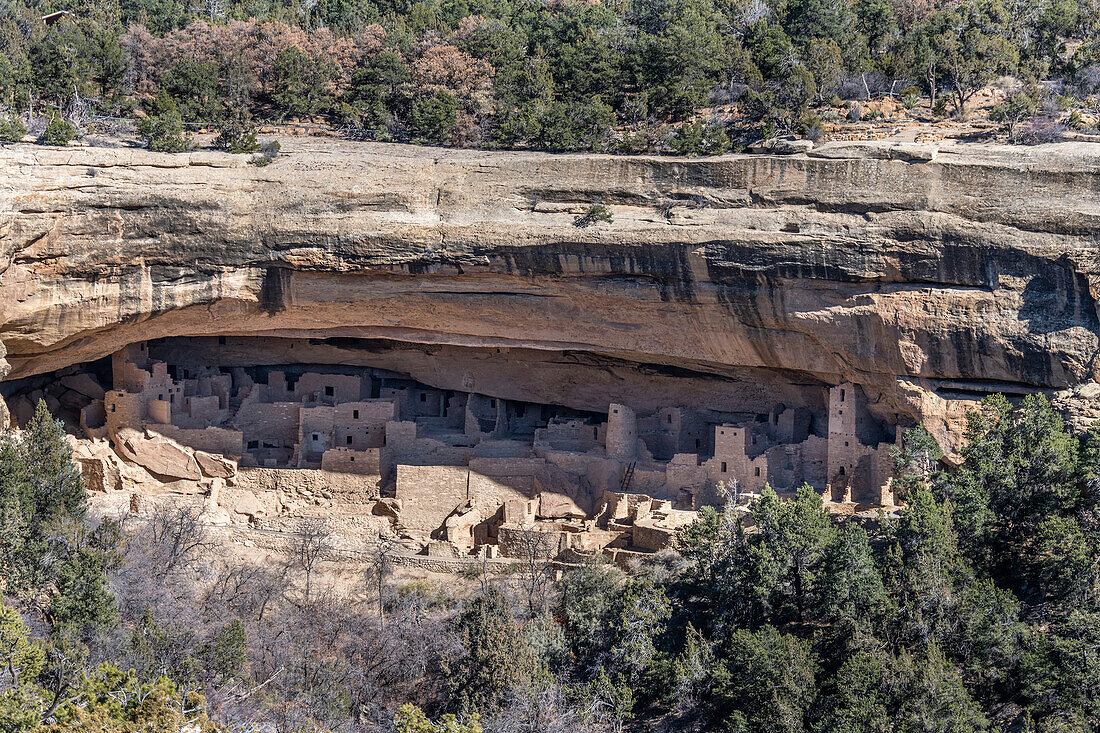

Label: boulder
[230,490,266,519]
[195,450,237,479]
[60,373,106,400]
[114,428,202,481]
[71,439,125,493]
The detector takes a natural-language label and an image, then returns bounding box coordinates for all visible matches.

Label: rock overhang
[3,137,1100,454]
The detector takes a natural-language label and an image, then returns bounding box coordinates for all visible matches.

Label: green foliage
[891,425,944,495]
[271,46,335,120]
[0,401,116,631]
[670,120,730,155]
[442,589,535,715]
[742,485,836,624]
[573,203,613,228]
[944,394,1080,578]
[407,90,459,144]
[559,560,624,662]
[921,0,1020,117]
[608,580,671,682]
[0,113,26,142]
[0,599,47,731]
[1019,611,1100,727]
[37,115,77,146]
[711,626,816,732]
[395,704,482,733]
[160,60,222,122]
[136,89,193,152]
[43,663,217,732]
[199,619,247,684]
[214,115,260,154]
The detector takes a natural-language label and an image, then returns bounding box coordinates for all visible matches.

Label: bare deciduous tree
[365,531,398,630]
[291,519,332,604]
[511,528,558,619]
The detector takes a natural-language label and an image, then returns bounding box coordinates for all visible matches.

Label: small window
[350,456,355,462]
[490,399,497,408]
[839,466,846,476]
[839,410,843,415]
[218,336,226,345]
[516,405,525,418]
[612,408,618,414]
[170,394,175,405]
[346,435,353,445]
[751,436,757,445]
[695,438,700,449]
[755,467,761,477]
[840,388,846,401]
[721,462,727,473]
[420,393,426,403]
[353,410,359,419]
[288,382,295,392]
[325,386,334,397]
[247,440,258,449]
[312,433,319,441]
[667,414,673,424]
[844,441,849,447]
[593,427,599,439]
[111,404,117,413]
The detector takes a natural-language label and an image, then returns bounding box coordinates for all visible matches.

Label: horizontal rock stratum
[3,138,1100,452]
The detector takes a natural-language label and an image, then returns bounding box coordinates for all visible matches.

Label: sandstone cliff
[3,138,1100,452]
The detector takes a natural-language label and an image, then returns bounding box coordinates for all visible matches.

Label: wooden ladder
[620,461,636,491]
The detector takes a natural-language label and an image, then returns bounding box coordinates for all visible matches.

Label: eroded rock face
[3,138,1100,453]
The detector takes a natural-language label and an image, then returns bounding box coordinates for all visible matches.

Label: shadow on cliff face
[467,241,699,303]
[1017,256,1097,336]
[260,267,290,315]
[1013,256,1100,387]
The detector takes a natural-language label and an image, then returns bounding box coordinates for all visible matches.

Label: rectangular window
[312,433,319,441]
[490,399,497,408]
[353,410,359,419]
[111,404,117,413]
[325,386,334,397]
[247,440,258,449]
[420,393,426,403]
[218,336,226,345]
[346,435,353,445]
[840,389,845,401]
[755,467,761,477]
[721,462,727,472]
[667,414,673,424]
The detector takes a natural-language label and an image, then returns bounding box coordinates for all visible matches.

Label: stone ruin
[3,336,900,565]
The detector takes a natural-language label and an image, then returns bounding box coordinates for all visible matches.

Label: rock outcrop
[3,138,1100,453]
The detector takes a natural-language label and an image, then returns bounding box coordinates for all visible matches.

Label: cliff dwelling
[2,335,900,564]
